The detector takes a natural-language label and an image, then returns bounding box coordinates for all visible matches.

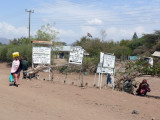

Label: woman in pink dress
[11,56,21,87]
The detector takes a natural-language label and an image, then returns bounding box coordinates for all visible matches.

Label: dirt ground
[0,63,160,120]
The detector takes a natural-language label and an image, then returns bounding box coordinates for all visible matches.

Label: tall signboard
[65,46,84,84]
[94,52,115,89]
[68,46,84,65]
[32,47,51,64]
[96,53,115,74]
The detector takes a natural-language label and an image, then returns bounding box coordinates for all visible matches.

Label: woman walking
[11,52,22,87]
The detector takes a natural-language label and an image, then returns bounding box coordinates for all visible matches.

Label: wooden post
[100,73,103,89]
[64,64,69,83]
[93,73,97,87]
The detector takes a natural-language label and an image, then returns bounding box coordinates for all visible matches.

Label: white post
[98,73,100,87]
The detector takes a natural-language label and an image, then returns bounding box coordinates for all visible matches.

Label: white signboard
[101,67,114,74]
[96,63,102,73]
[103,54,115,68]
[32,47,51,64]
[69,47,84,65]
[96,63,114,74]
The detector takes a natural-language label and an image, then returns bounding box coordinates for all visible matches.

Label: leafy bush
[82,56,99,73]
[0,44,32,65]
[0,45,10,62]
[125,59,160,76]
[58,66,68,74]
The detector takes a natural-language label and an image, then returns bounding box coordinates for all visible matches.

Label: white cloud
[36,0,113,23]
[104,26,148,41]
[81,26,98,36]
[57,29,77,37]
[87,18,102,25]
[0,22,28,39]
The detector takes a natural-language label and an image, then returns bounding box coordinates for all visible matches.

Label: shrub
[0,44,32,65]
[82,56,99,73]
[125,59,160,76]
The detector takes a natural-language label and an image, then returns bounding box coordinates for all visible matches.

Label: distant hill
[0,38,9,44]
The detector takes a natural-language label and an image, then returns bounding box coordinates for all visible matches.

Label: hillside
[0,37,9,44]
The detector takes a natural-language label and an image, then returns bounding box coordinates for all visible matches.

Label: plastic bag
[9,74,13,82]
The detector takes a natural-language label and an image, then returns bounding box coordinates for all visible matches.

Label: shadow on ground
[136,94,160,100]
[146,95,160,100]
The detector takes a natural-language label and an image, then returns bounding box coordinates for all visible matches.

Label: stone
[132,110,139,114]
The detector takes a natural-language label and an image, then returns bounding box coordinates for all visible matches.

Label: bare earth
[0,63,160,120]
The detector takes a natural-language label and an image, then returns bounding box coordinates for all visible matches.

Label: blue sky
[0,0,160,44]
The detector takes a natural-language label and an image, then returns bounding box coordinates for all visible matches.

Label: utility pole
[25,9,34,45]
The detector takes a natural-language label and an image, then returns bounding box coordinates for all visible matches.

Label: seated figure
[136,79,151,95]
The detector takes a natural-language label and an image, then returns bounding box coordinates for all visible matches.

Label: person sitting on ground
[136,79,151,96]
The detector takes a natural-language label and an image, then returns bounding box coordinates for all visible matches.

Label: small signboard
[96,63,102,73]
[32,47,51,64]
[103,54,115,68]
[96,63,114,74]
[101,67,114,74]
[69,46,84,65]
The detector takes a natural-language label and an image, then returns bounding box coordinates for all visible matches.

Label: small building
[52,46,71,59]
[129,56,140,61]
[52,46,89,59]
[144,57,153,66]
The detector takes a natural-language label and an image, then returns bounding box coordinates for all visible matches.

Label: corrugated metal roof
[52,46,72,52]
[52,46,89,55]
[152,51,160,57]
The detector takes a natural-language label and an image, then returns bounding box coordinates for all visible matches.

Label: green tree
[142,34,159,48]
[120,39,131,47]
[9,37,30,45]
[72,36,90,46]
[132,32,138,40]
[111,45,132,59]
[73,37,103,57]
[35,23,59,42]
[153,40,160,51]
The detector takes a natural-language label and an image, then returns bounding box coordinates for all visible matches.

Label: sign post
[32,40,52,80]
[65,46,84,85]
[94,52,115,89]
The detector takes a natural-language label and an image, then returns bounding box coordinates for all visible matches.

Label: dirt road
[0,63,160,120]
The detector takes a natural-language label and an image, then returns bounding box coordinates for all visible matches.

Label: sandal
[15,84,18,87]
